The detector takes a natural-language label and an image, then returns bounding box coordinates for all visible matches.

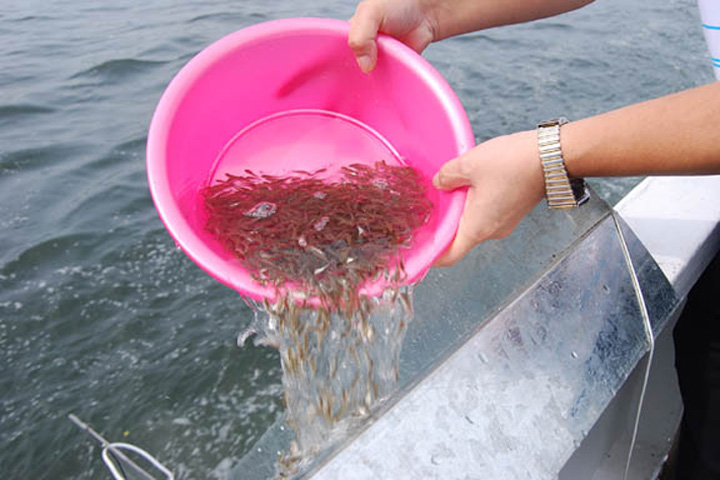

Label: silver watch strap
[537,118,589,209]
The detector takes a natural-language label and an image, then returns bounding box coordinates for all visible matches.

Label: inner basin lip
[207,108,406,184]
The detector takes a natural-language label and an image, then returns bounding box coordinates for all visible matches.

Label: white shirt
[699,0,720,79]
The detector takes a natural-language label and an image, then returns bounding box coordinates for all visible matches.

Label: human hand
[348,0,438,73]
[432,130,546,266]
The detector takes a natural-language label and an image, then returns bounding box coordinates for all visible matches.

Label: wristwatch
[537,117,589,209]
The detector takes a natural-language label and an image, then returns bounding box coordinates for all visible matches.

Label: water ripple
[0,103,55,116]
[69,58,169,83]
[0,144,87,176]
[0,104,56,130]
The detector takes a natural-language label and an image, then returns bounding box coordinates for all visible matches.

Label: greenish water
[0,0,714,478]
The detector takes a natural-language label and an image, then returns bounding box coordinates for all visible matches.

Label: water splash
[239,287,414,477]
[206,164,429,477]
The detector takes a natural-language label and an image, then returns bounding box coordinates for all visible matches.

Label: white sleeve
[698,0,720,79]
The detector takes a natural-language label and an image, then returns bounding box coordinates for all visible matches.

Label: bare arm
[428,0,595,41]
[348,0,594,72]
[564,81,720,178]
[432,81,720,265]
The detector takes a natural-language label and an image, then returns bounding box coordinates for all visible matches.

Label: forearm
[563,81,720,177]
[427,0,595,41]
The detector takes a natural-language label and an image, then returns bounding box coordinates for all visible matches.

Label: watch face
[537,117,568,129]
[570,179,591,206]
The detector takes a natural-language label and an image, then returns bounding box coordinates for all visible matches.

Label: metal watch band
[537,118,589,209]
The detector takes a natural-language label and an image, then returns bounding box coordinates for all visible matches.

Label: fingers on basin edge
[348,2,382,72]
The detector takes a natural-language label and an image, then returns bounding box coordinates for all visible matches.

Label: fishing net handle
[102,442,174,480]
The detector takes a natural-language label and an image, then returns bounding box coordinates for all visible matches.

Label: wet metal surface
[232,192,617,478]
[614,214,680,337]
[311,216,652,479]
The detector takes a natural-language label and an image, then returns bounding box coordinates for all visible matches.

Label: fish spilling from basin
[201,161,432,476]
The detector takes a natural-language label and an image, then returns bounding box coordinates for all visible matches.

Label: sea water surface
[0,0,714,478]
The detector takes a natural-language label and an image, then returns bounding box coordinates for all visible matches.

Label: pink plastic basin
[147,18,474,300]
